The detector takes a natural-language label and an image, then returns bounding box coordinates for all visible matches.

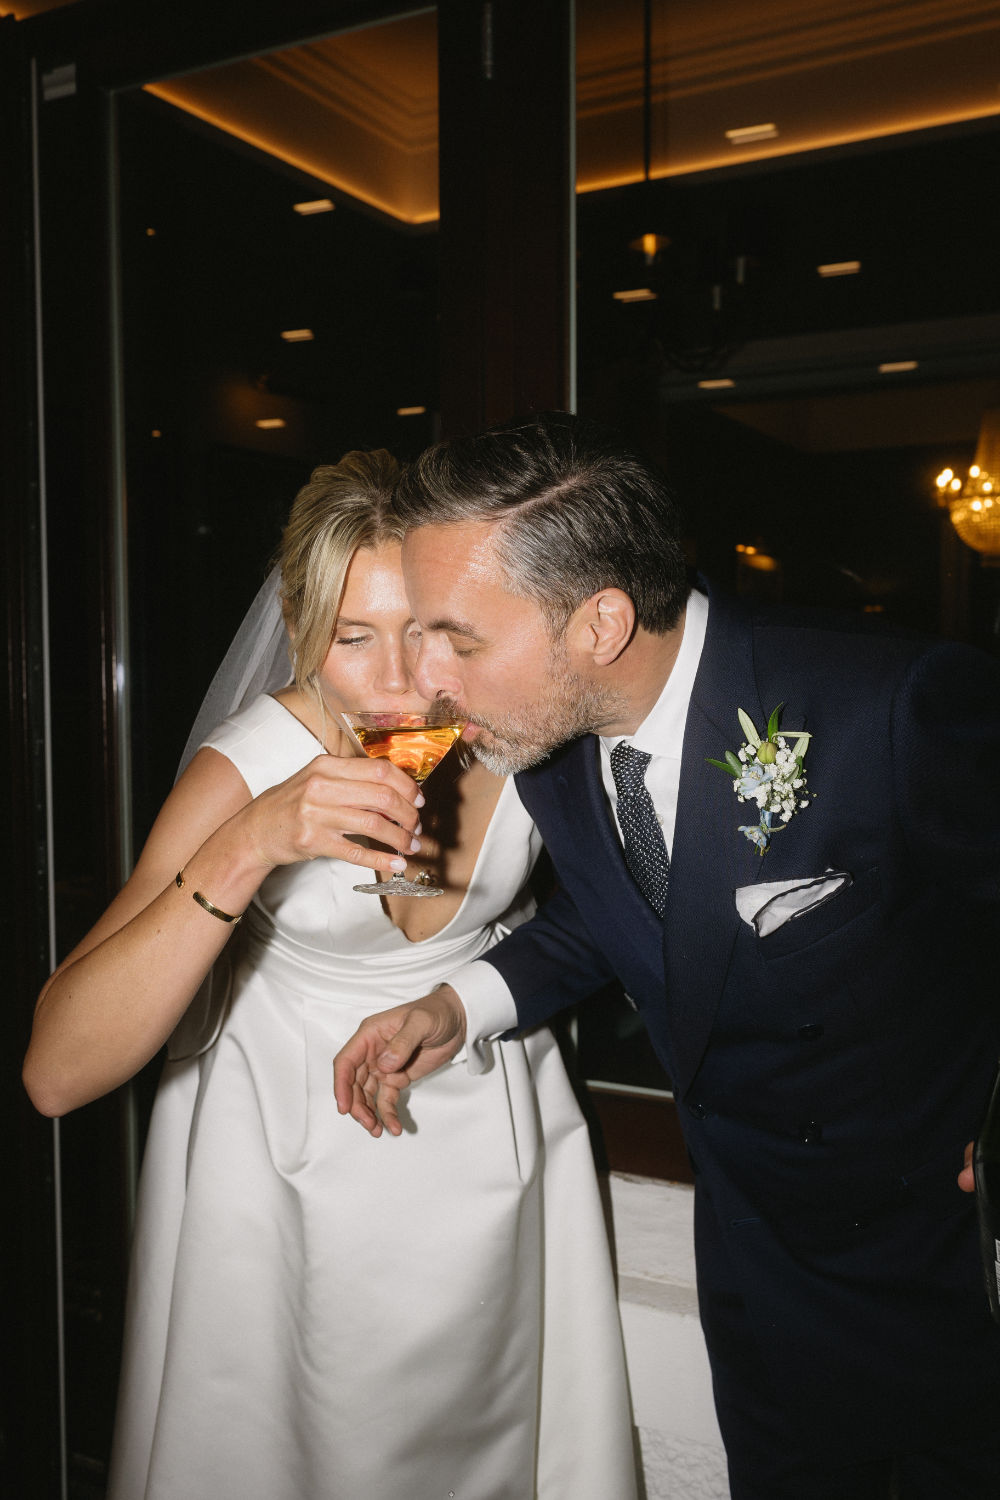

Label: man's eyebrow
[426,615,487,641]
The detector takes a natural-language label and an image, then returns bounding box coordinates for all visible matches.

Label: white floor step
[609,1175,731,1500]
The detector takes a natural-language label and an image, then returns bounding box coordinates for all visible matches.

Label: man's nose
[414,638,458,701]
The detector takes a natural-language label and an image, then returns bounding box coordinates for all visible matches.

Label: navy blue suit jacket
[482,582,1000,1461]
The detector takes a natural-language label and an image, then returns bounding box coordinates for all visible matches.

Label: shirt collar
[601,587,709,760]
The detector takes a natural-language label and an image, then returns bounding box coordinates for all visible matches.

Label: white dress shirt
[453,589,709,1070]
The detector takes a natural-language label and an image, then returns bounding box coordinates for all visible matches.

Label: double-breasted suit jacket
[482,581,1000,1464]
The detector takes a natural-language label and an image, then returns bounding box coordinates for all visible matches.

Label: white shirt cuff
[446,960,519,1076]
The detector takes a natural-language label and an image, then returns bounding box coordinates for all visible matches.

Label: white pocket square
[735,870,851,938]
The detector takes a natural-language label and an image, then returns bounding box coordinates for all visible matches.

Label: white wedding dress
[107,695,637,1500]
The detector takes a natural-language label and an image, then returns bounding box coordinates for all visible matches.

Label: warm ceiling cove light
[255,418,287,429]
[818,261,861,277]
[613,288,657,303]
[879,360,918,373]
[698,378,735,390]
[725,123,778,145]
[293,199,335,216]
[281,329,314,342]
[396,406,427,417]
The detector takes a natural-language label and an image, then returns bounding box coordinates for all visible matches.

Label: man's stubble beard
[449,639,629,777]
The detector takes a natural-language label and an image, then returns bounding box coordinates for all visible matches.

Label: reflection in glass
[119,14,440,844]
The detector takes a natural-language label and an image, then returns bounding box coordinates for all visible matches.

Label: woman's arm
[23,745,424,1117]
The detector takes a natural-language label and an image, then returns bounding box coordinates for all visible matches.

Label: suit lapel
[664,585,765,1097]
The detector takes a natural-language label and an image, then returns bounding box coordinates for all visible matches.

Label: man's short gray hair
[394,412,689,635]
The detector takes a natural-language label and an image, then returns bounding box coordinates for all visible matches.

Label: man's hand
[959,1140,975,1193]
[332,985,467,1137]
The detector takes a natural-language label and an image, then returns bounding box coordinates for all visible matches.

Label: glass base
[353,873,443,898]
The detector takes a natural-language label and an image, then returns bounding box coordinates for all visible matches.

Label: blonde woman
[24,451,637,1500]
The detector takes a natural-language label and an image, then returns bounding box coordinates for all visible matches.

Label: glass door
[10,9,441,1493]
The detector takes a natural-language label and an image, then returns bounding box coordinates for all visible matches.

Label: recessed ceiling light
[612,288,657,303]
[255,418,287,429]
[293,199,335,216]
[281,329,314,342]
[878,361,918,374]
[698,378,735,390]
[396,406,427,416]
[817,260,861,277]
[725,123,778,145]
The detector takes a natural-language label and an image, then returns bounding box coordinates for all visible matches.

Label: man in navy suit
[333,412,1000,1497]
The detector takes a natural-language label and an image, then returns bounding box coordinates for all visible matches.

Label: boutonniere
[707,704,812,855]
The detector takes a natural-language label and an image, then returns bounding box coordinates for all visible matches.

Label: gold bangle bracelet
[175,869,244,926]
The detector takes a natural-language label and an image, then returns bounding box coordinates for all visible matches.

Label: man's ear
[566,588,636,666]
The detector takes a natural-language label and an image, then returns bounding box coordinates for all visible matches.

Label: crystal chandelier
[936,408,1000,560]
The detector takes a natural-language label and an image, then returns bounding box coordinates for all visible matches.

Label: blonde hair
[278,449,404,697]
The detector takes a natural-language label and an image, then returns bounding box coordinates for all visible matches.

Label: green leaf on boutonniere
[737,708,761,748]
[706,757,740,777]
[766,703,784,741]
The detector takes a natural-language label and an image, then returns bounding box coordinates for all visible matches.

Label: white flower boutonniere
[707,703,812,855]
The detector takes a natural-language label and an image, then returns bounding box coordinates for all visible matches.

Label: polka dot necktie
[610,740,670,918]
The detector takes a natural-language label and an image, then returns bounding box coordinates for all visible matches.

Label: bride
[23,449,638,1500]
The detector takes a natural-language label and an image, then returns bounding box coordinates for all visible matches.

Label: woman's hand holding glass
[240,751,425,877]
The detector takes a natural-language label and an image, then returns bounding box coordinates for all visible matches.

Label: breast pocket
[757,862,881,962]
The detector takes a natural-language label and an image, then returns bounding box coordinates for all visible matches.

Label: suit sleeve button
[797,1024,825,1040]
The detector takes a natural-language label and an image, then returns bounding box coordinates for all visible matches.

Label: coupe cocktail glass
[341,709,467,898]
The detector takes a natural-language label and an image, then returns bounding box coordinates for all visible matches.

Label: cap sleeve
[200,695,328,799]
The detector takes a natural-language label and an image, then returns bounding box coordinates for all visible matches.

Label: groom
[333,412,1000,1498]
